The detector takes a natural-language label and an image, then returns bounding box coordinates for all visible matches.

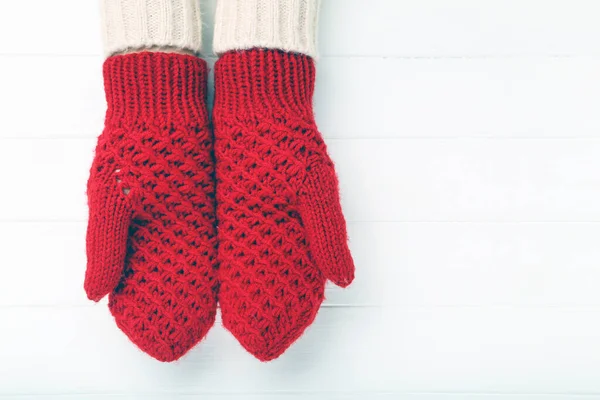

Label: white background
[1,0,600,399]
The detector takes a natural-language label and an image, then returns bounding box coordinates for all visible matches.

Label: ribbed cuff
[103,52,208,126]
[101,0,203,57]
[213,0,320,59]
[214,49,316,120]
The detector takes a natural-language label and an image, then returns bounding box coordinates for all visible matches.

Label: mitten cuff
[103,52,208,125]
[214,49,315,120]
[101,0,203,57]
[213,0,320,58]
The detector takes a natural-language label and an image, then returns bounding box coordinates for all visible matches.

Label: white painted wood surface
[1,0,600,399]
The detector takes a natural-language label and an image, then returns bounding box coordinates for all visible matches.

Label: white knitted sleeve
[213,0,320,59]
[101,0,203,57]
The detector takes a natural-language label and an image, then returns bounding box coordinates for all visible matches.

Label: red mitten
[213,49,355,361]
[84,52,218,362]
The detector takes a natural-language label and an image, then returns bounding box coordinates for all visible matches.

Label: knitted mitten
[84,52,218,362]
[213,49,355,361]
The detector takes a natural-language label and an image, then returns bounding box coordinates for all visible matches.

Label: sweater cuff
[101,0,203,57]
[213,0,320,59]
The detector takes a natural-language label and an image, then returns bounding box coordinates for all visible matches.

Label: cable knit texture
[213,0,320,58]
[101,0,203,57]
[213,49,354,361]
[84,52,218,362]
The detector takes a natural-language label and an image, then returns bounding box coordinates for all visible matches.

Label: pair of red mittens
[84,49,354,362]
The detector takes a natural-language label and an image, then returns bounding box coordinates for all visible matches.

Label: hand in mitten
[213,49,354,361]
[84,52,218,362]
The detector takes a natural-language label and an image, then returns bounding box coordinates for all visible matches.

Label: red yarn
[84,52,218,362]
[213,49,355,361]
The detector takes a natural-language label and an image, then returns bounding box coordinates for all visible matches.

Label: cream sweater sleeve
[213,0,320,58]
[101,0,203,57]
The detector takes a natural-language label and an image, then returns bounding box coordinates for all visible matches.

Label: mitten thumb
[84,176,133,301]
[299,161,355,287]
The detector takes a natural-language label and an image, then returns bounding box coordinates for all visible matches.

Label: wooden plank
[2,221,600,308]
[3,56,600,139]
[1,138,599,222]
[1,394,594,400]
[1,307,600,395]
[323,0,600,57]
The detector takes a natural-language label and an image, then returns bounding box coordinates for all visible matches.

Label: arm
[101,0,203,56]
[213,0,320,58]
